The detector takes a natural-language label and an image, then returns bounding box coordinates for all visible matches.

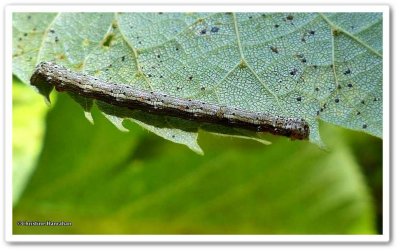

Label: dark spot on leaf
[313,65,318,69]
[362,124,368,129]
[172,135,175,138]
[357,111,361,115]
[185,106,189,109]
[316,111,320,115]
[301,38,306,42]
[211,26,219,33]
[274,24,279,28]
[333,29,341,36]
[160,75,163,78]
[33,27,37,31]
[102,33,114,47]
[138,41,142,44]
[201,87,205,91]
[320,108,324,112]
[373,97,378,102]
[200,29,207,35]
[121,56,125,61]
[175,47,179,51]
[158,12,163,15]
[188,76,193,80]
[296,97,302,102]
[290,68,298,76]
[23,33,28,36]
[270,46,279,53]
[262,14,266,18]
[239,60,247,68]
[176,87,181,90]
[18,37,22,41]
[315,87,319,91]
[55,36,59,43]
[286,15,294,21]
[301,58,307,63]
[248,16,253,19]
[309,30,315,35]
[148,74,152,77]
[335,98,339,103]
[330,64,333,68]
[157,54,160,58]
[338,85,342,89]
[27,15,31,19]
[344,69,351,75]
[348,83,353,88]
[112,21,118,29]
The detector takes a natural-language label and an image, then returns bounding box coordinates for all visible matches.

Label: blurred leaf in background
[12,85,381,234]
[12,78,49,205]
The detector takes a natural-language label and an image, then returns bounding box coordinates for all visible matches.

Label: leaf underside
[12,12,383,153]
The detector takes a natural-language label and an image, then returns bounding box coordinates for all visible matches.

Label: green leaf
[12,12,382,152]
[13,93,376,234]
[12,78,49,205]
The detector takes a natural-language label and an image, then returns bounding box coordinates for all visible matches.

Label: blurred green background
[12,78,382,234]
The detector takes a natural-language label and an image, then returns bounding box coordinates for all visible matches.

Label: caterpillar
[30,61,310,140]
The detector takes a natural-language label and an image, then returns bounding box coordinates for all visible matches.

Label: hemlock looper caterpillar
[30,61,310,140]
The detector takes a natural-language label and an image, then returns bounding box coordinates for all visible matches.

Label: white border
[4,4,390,243]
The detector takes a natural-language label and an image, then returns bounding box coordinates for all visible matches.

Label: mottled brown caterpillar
[30,61,310,140]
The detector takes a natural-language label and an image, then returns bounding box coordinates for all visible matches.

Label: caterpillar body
[30,61,310,140]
